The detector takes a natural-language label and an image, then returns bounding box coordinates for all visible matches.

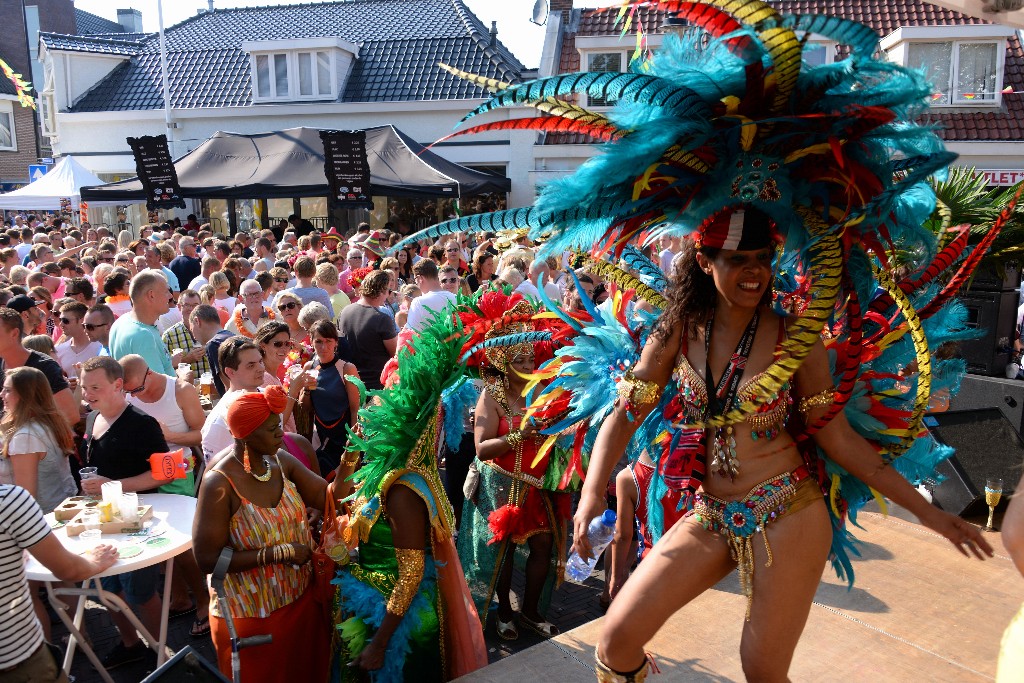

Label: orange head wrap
[226,385,288,440]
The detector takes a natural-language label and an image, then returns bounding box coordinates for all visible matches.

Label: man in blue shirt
[108,271,176,376]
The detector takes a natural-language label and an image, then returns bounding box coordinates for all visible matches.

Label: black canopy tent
[80,125,510,209]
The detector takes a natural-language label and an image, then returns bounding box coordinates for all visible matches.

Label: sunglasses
[268,339,291,348]
[83,322,108,331]
[125,368,150,396]
[98,256,114,262]
[58,318,74,325]
[278,302,299,312]
[274,278,289,283]
[440,277,459,284]
[445,248,458,253]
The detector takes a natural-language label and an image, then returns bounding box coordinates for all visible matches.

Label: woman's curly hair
[653,241,719,344]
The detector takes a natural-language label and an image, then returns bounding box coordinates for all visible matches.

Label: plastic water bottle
[565,510,617,583]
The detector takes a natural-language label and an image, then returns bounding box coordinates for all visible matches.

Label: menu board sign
[126,134,186,210]
[320,130,371,208]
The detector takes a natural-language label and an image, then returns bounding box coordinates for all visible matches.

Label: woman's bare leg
[739,499,832,682]
[599,517,735,671]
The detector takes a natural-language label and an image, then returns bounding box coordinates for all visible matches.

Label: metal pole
[157,0,174,154]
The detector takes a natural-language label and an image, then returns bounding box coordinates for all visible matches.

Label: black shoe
[100,641,149,670]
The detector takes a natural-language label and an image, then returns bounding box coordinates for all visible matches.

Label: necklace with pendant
[242,448,273,482]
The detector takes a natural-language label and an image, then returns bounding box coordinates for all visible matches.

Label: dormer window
[585,51,625,107]
[242,38,359,103]
[908,41,997,104]
[881,26,1015,107]
[576,34,666,109]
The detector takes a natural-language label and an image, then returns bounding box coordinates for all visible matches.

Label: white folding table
[24,493,196,683]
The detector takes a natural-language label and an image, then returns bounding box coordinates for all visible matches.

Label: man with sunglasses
[162,290,211,379]
[65,276,95,307]
[83,305,114,356]
[0,308,78,428]
[54,301,101,377]
[190,305,233,396]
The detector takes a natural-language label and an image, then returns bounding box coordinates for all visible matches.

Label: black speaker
[925,409,1024,516]
[958,289,1018,376]
[967,263,1020,292]
[950,374,1024,437]
[140,646,228,683]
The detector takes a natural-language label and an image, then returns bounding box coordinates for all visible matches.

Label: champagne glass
[984,478,1003,532]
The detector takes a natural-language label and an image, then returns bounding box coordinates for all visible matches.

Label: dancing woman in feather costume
[456,296,572,641]
[331,310,487,682]
[383,0,1023,678]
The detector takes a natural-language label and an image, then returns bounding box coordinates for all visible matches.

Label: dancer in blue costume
[384,1,1022,679]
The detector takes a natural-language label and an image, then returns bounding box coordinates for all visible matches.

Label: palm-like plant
[930,167,1024,285]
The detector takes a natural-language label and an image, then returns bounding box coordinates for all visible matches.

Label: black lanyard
[704,310,759,419]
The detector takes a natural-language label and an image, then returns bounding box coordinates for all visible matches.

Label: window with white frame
[244,38,358,103]
[803,41,836,67]
[39,92,55,137]
[0,101,15,151]
[583,51,625,108]
[908,41,1000,104]
[881,26,1012,107]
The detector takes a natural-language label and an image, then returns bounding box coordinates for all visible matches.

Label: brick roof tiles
[548,0,1024,144]
[52,0,525,111]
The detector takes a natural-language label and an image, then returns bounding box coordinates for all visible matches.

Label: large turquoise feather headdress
[391,0,1021,452]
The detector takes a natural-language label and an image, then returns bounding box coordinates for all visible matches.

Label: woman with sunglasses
[253,323,303,432]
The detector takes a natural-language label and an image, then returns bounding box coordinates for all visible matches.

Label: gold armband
[617,370,661,420]
[505,429,523,449]
[797,386,835,415]
[386,548,425,616]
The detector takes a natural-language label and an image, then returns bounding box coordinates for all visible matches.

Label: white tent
[0,156,108,210]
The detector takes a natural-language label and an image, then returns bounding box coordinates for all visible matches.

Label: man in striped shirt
[162,290,211,379]
[0,484,117,681]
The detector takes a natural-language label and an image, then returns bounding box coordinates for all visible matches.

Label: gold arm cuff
[386,548,425,616]
[617,370,661,409]
[798,386,835,415]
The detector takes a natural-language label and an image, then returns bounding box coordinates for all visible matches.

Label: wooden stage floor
[459,511,1021,682]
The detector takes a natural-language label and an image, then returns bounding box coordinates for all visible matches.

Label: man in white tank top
[119,354,211,636]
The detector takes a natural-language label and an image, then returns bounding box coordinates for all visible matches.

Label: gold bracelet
[616,370,661,420]
[386,548,425,616]
[505,429,523,449]
[797,386,835,415]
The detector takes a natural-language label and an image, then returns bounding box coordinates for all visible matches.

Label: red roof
[546,0,1024,144]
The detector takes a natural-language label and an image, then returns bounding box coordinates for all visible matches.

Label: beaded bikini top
[670,315,793,442]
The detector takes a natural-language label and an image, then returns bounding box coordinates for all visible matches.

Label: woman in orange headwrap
[192,385,354,682]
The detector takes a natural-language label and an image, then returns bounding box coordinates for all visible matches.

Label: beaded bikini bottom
[692,465,821,619]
